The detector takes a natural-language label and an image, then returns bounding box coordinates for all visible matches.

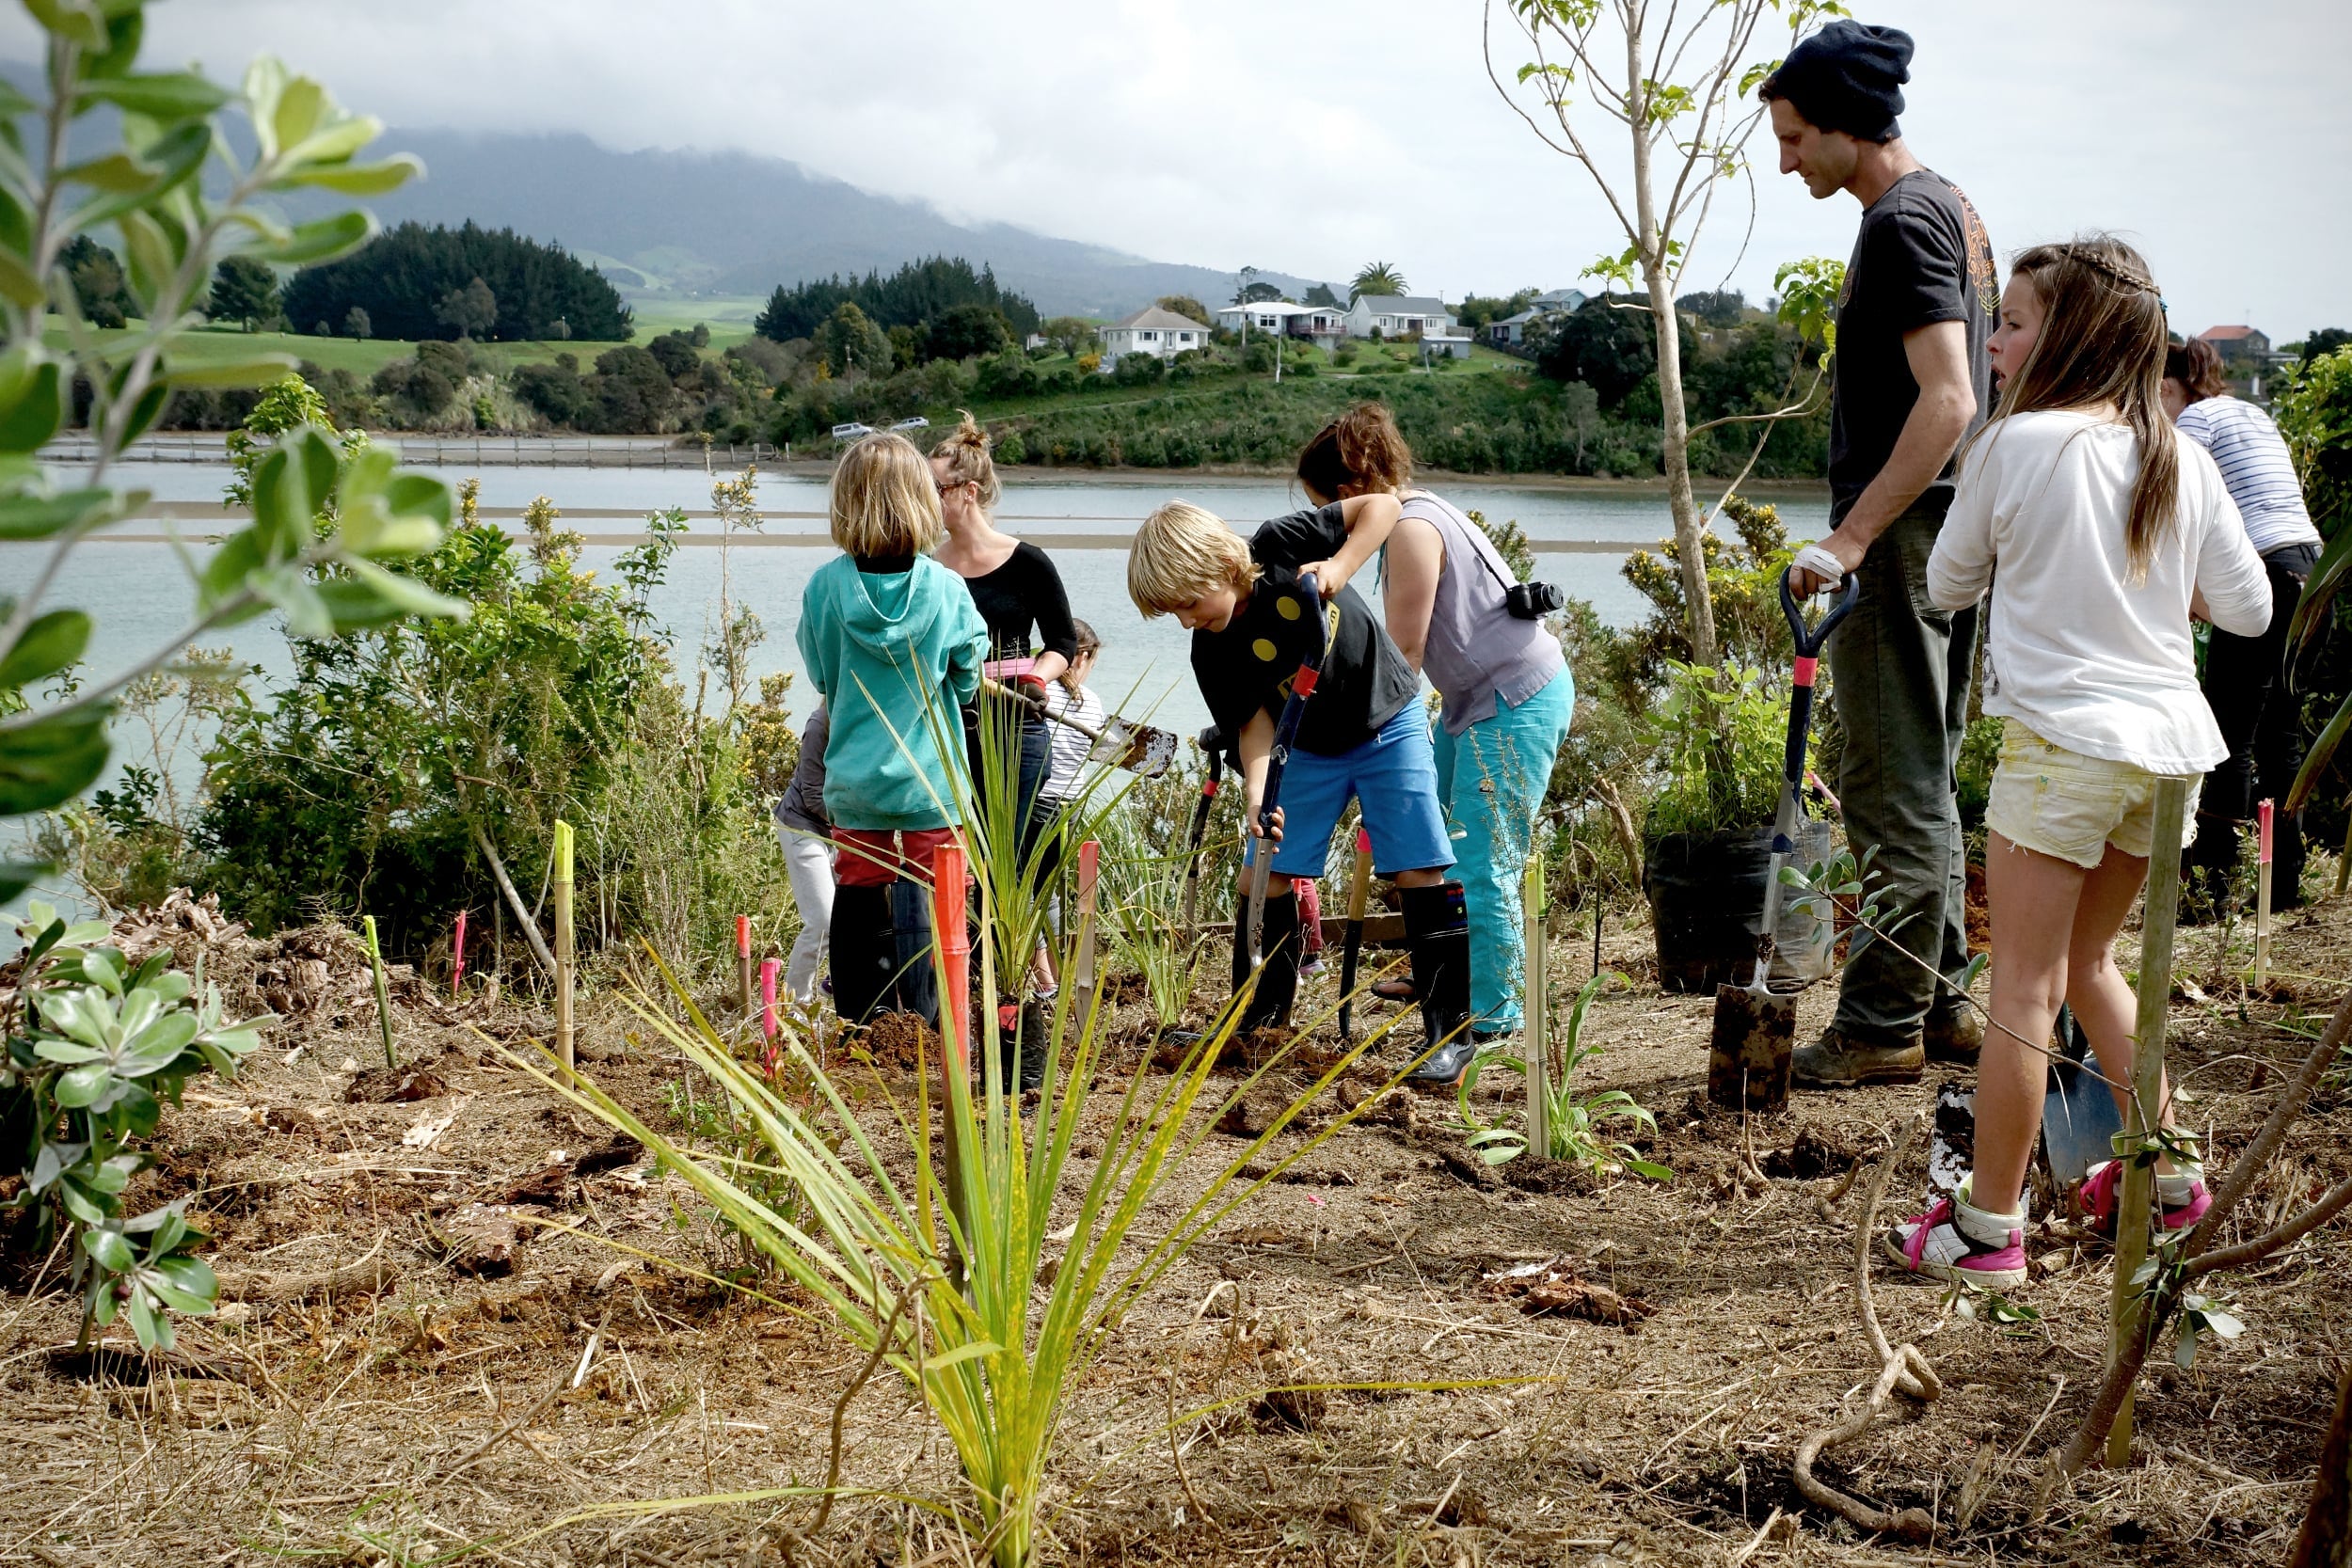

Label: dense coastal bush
[755,255,1040,346]
[283,220,633,342]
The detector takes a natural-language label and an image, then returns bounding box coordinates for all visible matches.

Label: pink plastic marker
[453,910,468,996]
[2257,799,2274,864]
[759,958,781,1040]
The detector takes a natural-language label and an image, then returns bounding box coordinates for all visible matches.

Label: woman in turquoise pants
[1296,404,1573,1037]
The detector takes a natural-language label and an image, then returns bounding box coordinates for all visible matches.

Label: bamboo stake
[2106,775,2187,1466]
[553,820,576,1085]
[2255,799,2274,992]
[452,909,468,998]
[361,915,397,1069]
[1525,854,1549,1160]
[759,958,780,1042]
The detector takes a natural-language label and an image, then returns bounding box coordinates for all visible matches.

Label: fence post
[553,820,576,1084]
[2106,774,2187,1465]
[1525,854,1548,1158]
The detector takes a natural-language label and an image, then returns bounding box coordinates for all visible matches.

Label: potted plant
[1639,659,1835,991]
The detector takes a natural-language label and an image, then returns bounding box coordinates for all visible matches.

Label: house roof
[1494,308,1551,326]
[1110,306,1211,331]
[2199,325,2262,341]
[1534,288,1586,307]
[1354,294,1450,316]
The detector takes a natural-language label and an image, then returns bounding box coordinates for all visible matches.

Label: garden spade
[2040,1004,2123,1187]
[1708,566,1859,1110]
[1246,573,1340,973]
[1178,726,1228,938]
[1337,824,1374,1044]
[983,679,1181,779]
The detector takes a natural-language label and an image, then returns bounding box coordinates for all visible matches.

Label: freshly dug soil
[2,884,2347,1566]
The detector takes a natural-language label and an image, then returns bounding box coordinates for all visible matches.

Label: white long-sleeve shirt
[1927,409,2271,775]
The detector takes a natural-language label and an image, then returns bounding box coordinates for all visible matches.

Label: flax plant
[510,670,1406,1565]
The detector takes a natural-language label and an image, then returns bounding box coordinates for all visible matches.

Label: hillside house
[1212,300,1347,345]
[1343,294,1456,340]
[1485,288,1587,349]
[2198,324,2272,369]
[1098,306,1211,370]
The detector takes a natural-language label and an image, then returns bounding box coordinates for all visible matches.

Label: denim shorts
[1243,704,1455,879]
[1984,720,2201,869]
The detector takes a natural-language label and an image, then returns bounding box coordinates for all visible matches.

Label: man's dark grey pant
[1826,505,1979,1041]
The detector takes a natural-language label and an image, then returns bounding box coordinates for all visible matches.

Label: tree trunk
[2290,1365,2352,1568]
[1625,20,1719,670]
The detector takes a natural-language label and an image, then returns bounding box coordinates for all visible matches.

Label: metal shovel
[982,678,1180,778]
[2040,1004,2123,1186]
[1708,566,1859,1110]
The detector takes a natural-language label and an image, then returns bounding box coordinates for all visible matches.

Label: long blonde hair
[930,410,1001,510]
[829,432,943,557]
[1983,234,2177,580]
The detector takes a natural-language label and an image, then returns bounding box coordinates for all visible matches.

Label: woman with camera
[1296,403,1574,1041]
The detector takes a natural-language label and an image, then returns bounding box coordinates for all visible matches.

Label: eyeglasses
[935,479,970,498]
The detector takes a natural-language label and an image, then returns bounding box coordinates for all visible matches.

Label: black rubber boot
[829,884,898,1025]
[984,998,1052,1095]
[1402,882,1474,1086]
[888,879,940,1028]
[1232,886,1300,1033]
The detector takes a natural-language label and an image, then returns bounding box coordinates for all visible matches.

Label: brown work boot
[1923,1003,1983,1065]
[1792,1025,1924,1089]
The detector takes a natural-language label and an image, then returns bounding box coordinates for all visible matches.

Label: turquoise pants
[1431,668,1574,1030]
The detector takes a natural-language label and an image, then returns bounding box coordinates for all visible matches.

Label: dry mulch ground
[0,879,2346,1567]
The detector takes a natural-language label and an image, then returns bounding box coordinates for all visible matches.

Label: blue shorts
[1244,704,1455,879]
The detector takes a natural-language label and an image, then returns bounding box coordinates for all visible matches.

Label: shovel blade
[2041,1046,2122,1187]
[1710,983,1796,1112]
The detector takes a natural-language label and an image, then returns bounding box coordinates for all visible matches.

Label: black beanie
[1762,20,1912,144]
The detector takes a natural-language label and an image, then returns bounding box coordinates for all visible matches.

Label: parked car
[890,416,930,432]
[831,421,877,439]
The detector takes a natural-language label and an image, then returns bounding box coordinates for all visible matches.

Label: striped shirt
[1041,684,1105,801]
[2174,396,2322,555]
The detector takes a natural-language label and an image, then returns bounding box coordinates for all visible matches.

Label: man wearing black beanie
[1764,22,1999,1090]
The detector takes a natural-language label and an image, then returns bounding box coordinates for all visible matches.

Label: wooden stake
[553,821,576,1085]
[361,915,397,1069]
[1525,854,1549,1160]
[1073,839,1102,996]
[2107,775,2187,1467]
[737,913,755,1026]
[2255,799,2275,992]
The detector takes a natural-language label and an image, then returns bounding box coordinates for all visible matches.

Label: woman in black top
[930,414,1076,859]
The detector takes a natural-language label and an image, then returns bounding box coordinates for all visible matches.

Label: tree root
[1792,1110,1942,1542]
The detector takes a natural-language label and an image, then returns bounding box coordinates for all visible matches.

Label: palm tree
[1351,261,1407,301]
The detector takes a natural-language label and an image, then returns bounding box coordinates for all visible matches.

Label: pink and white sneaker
[1883,1190,2028,1290]
[2078,1160,2211,1236]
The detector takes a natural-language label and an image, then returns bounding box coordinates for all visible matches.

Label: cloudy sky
[12,0,2345,338]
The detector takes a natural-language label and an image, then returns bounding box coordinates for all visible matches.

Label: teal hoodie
[797,554,987,831]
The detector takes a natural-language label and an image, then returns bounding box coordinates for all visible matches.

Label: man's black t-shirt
[1828,168,1997,520]
[1191,503,1420,757]
[960,539,1078,663]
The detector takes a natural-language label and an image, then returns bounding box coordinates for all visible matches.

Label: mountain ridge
[356,128,1329,322]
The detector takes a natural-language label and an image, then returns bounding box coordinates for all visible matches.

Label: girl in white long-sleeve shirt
[1886,236,2271,1294]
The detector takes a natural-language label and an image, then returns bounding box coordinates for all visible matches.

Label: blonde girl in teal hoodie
[797,432,988,1024]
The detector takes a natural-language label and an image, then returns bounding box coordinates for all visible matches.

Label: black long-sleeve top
[960,540,1078,664]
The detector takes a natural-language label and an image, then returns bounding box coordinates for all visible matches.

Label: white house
[1098,306,1211,370]
[1213,301,1348,345]
[1343,293,1456,340]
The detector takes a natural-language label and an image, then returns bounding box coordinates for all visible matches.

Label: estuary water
[21,458,1830,746]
